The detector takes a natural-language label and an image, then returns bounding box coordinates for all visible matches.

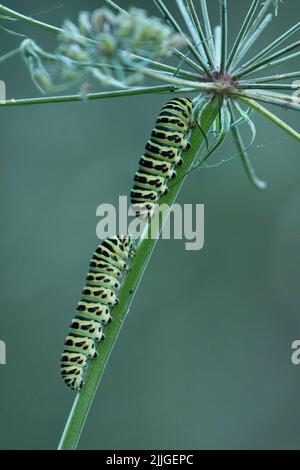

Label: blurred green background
[1,0,300,450]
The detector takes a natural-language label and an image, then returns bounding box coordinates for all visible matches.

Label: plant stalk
[0,85,195,107]
[237,95,300,142]
[199,0,215,59]
[219,0,228,74]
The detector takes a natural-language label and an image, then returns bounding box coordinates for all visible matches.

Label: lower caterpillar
[131,97,194,219]
[61,235,136,391]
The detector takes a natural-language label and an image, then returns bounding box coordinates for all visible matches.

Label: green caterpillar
[131,97,194,219]
[61,236,136,391]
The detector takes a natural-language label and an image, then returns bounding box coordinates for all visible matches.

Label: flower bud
[98,33,117,56]
[91,8,117,32]
[62,44,90,62]
[31,67,53,92]
[60,19,85,45]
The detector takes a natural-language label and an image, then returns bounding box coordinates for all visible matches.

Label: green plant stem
[233,90,300,110]
[141,68,217,92]
[229,102,267,190]
[176,0,212,77]
[173,49,205,75]
[0,3,99,45]
[186,0,216,69]
[0,85,195,107]
[244,71,300,83]
[153,0,205,67]
[0,47,20,64]
[129,53,200,81]
[103,0,128,15]
[57,96,219,450]
[237,20,300,73]
[232,14,272,71]
[237,83,300,91]
[235,40,300,78]
[238,96,300,142]
[36,48,199,83]
[199,0,215,59]
[233,0,272,64]
[214,25,221,69]
[219,0,228,74]
[226,0,259,71]
[0,3,63,33]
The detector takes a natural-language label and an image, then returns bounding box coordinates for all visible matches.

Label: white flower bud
[64,44,90,62]
[98,33,117,56]
[91,8,117,32]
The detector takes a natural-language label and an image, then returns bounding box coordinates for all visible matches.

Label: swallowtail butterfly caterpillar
[131,97,194,219]
[61,235,136,391]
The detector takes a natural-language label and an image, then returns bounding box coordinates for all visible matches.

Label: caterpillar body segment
[133,172,169,195]
[86,272,121,290]
[131,188,160,203]
[131,202,156,221]
[102,236,135,261]
[144,142,183,165]
[138,155,177,180]
[69,319,105,342]
[151,129,191,150]
[76,301,112,325]
[61,352,88,369]
[160,98,194,126]
[89,259,122,278]
[60,365,85,392]
[93,245,127,271]
[82,286,119,306]
[64,335,98,359]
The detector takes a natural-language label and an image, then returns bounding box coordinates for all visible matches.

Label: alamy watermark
[291,340,300,365]
[0,80,6,102]
[96,196,204,251]
[0,340,6,365]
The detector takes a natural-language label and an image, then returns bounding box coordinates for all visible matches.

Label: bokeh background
[1,0,300,450]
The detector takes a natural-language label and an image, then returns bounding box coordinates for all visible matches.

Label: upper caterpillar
[131,97,194,219]
[61,235,136,392]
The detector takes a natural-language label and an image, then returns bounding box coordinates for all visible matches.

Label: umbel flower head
[13,0,300,188]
